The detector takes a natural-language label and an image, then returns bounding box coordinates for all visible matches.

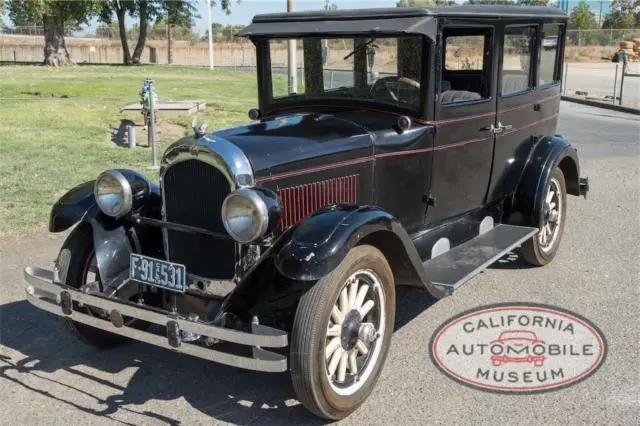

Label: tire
[521,167,567,266]
[56,223,130,348]
[290,245,395,420]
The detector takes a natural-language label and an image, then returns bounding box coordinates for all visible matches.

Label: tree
[396,0,434,6]
[602,0,640,29]
[163,0,198,63]
[464,0,516,5]
[520,0,551,5]
[100,1,203,65]
[568,0,598,30]
[324,0,338,10]
[99,1,136,64]
[7,0,99,66]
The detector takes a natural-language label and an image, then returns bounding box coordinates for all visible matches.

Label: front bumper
[24,266,288,372]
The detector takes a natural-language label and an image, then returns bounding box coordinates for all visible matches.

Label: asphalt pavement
[1,101,638,425]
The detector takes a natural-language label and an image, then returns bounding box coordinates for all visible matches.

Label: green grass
[0,64,264,234]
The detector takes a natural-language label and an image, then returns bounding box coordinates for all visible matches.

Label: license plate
[130,254,186,293]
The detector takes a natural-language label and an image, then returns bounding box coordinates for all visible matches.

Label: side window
[501,26,535,95]
[441,29,491,104]
[539,24,562,86]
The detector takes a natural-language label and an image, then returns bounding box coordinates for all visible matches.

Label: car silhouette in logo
[489,330,546,367]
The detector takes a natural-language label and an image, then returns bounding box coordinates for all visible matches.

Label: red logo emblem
[489,330,546,367]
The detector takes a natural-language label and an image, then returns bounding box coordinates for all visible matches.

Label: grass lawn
[0,64,275,235]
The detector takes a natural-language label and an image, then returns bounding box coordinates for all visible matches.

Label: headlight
[94,170,133,217]
[221,188,270,243]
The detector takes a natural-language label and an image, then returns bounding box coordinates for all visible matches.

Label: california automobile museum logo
[429,303,607,393]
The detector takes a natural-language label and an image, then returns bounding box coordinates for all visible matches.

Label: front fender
[50,181,97,232]
[49,175,162,286]
[513,135,581,227]
[274,205,442,296]
[49,174,161,233]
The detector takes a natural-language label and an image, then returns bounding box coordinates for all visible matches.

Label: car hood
[212,112,373,178]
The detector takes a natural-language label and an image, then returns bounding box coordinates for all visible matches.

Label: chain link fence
[565,28,640,47]
[0,25,257,67]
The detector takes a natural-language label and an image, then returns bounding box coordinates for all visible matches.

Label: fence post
[612,63,619,104]
[578,31,581,47]
[610,28,613,46]
[619,60,627,106]
[563,62,568,95]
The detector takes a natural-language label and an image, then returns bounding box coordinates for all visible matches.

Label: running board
[423,224,538,296]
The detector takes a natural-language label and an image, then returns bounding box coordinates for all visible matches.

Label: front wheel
[290,245,395,420]
[521,167,567,266]
[56,223,130,348]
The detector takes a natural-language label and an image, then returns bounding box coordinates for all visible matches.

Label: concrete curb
[561,95,640,115]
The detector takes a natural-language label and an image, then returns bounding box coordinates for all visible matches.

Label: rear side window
[539,24,563,86]
[444,35,485,71]
[501,26,535,95]
[441,28,492,104]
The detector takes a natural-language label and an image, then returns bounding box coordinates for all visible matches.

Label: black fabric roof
[238,15,437,39]
[238,6,566,39]
[248,5,566,23]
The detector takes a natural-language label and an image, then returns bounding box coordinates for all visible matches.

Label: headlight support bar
[130,214,234,241]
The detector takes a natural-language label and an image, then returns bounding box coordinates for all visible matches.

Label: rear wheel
[521,167,567,266]
[56,223,130,348]
[290,245,395,420]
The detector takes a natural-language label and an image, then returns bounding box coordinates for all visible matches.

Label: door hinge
[424,194,436,207]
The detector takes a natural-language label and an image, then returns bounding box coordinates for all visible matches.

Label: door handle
[481,124,503,134]
[497,121,513,131]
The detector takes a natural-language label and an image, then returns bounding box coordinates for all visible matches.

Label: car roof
[239,6,566,40]
[250,5,566,23]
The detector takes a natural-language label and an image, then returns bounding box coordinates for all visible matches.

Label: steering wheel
[370,76,421,102]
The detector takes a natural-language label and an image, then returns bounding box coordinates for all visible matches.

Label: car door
[487,23,563,202]
[427,24,497,223]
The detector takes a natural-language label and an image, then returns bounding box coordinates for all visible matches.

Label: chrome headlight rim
[221,188,270,244]
[93,169,133,218]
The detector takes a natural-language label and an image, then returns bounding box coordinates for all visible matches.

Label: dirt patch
[109,118,187,148]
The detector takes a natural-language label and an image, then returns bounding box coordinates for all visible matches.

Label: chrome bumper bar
[24,266,288,373]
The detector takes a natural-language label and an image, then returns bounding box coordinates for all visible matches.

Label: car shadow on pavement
[1,288,434,425]
[489,250,536,270]
[0,301,322,425]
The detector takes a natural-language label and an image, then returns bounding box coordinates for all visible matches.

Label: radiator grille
[162,159,235,279]
[279,175,358,228]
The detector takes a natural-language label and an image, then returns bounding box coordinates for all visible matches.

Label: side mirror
[248,108,261,121]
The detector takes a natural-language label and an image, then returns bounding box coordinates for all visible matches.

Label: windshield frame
[255,34,430,119]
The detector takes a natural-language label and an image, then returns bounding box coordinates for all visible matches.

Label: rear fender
[512,135,581,228]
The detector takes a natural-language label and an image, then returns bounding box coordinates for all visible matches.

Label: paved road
[564,62,640,108]
[1,102,638,425]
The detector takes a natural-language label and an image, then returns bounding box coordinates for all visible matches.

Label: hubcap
[341,310,362,351]
[538,177,562,252]
[324,269,386,396]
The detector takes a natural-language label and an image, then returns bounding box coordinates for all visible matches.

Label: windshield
[266,36,424,112]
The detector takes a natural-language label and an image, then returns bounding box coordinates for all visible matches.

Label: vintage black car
[25,5,589,420]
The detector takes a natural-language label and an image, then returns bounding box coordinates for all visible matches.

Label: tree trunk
[43,14,73,67]
[131,0,149,65]
[167,24,172,64]
[115,6,132,65]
